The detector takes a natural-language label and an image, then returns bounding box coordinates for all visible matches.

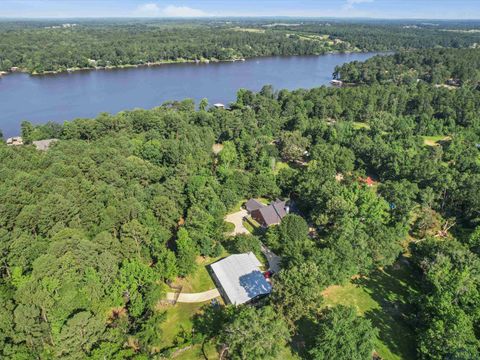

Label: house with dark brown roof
[245,198,265,213]
[248,199,289,227]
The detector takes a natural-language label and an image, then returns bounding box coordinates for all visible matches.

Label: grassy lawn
[158,255,228,357]
[243,216,266,236]
[175,341,218,360]
[159,302,209,348]
[322,260,418,360]
[352,121,371,130]
[422,135,451,146]
[171,255,227,293]
[274,160,291,175]
[242,218,255,234]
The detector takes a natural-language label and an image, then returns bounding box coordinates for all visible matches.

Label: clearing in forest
[321,260,418,360]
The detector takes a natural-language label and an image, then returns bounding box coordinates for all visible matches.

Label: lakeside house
[6,137,23,146]
[330,79,343,87]
[209,252,272,305]
[246,198,289,227]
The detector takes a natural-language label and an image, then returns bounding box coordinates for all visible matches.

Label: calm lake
[0,52,380,137]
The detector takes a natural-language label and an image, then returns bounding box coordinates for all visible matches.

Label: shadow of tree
[290,316,318,358]
[239,270,272,299]
[353,258,420,359]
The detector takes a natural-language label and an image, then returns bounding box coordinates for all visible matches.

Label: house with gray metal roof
[209,252,271,305]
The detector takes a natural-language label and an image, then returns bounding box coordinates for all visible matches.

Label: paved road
[166,288,220,303]
[224,209,250,236]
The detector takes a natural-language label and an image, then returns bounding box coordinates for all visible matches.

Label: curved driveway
[225,209,282,273]
[224,209,250,235]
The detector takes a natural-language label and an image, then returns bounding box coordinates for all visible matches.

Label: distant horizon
[1,16,480,21]
[2,1,480,20]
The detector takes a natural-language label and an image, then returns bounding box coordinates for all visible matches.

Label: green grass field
[322,261,418,360]
[274,161,291,175]
[352,121,371,130]
[171,257,217,293]
[159,302,208,348]
[159,256,222,355]
[422,135,451,146]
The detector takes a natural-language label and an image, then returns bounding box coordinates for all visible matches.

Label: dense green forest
[334,48,480,86]
[1,49,480,359]
[1,20,480,359]
[0,21,353,74]
[1,19,479,74]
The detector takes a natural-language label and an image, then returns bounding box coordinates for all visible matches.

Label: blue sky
[2,0,480,19]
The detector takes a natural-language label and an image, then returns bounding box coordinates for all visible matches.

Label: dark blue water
[0,52,380,137]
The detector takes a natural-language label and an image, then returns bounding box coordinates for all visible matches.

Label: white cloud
[134,3,209,17]
[344,0,374,10]
[135,3,162,16]
[163,5,208,17]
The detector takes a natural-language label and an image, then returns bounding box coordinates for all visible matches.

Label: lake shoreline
[0,50,366,77]
[1,51,383,137]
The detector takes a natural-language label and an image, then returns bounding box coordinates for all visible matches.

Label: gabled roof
[258,199,287,226]
[245,198,265,213]
[210,252,271,305]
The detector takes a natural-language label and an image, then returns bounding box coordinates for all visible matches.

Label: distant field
[422,135,451,146]
[232,27,265,33]
[352,121,371,130]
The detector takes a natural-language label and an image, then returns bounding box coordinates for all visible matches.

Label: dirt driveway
[224,209,250,236]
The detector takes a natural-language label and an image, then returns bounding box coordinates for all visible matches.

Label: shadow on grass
[290,316,318,358]
[353,258,420,360]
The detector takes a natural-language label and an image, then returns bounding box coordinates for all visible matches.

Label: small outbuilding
[213,103,225,109]
[210,252,272,305]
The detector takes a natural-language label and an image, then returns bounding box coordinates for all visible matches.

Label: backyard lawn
[322,260,418,360]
